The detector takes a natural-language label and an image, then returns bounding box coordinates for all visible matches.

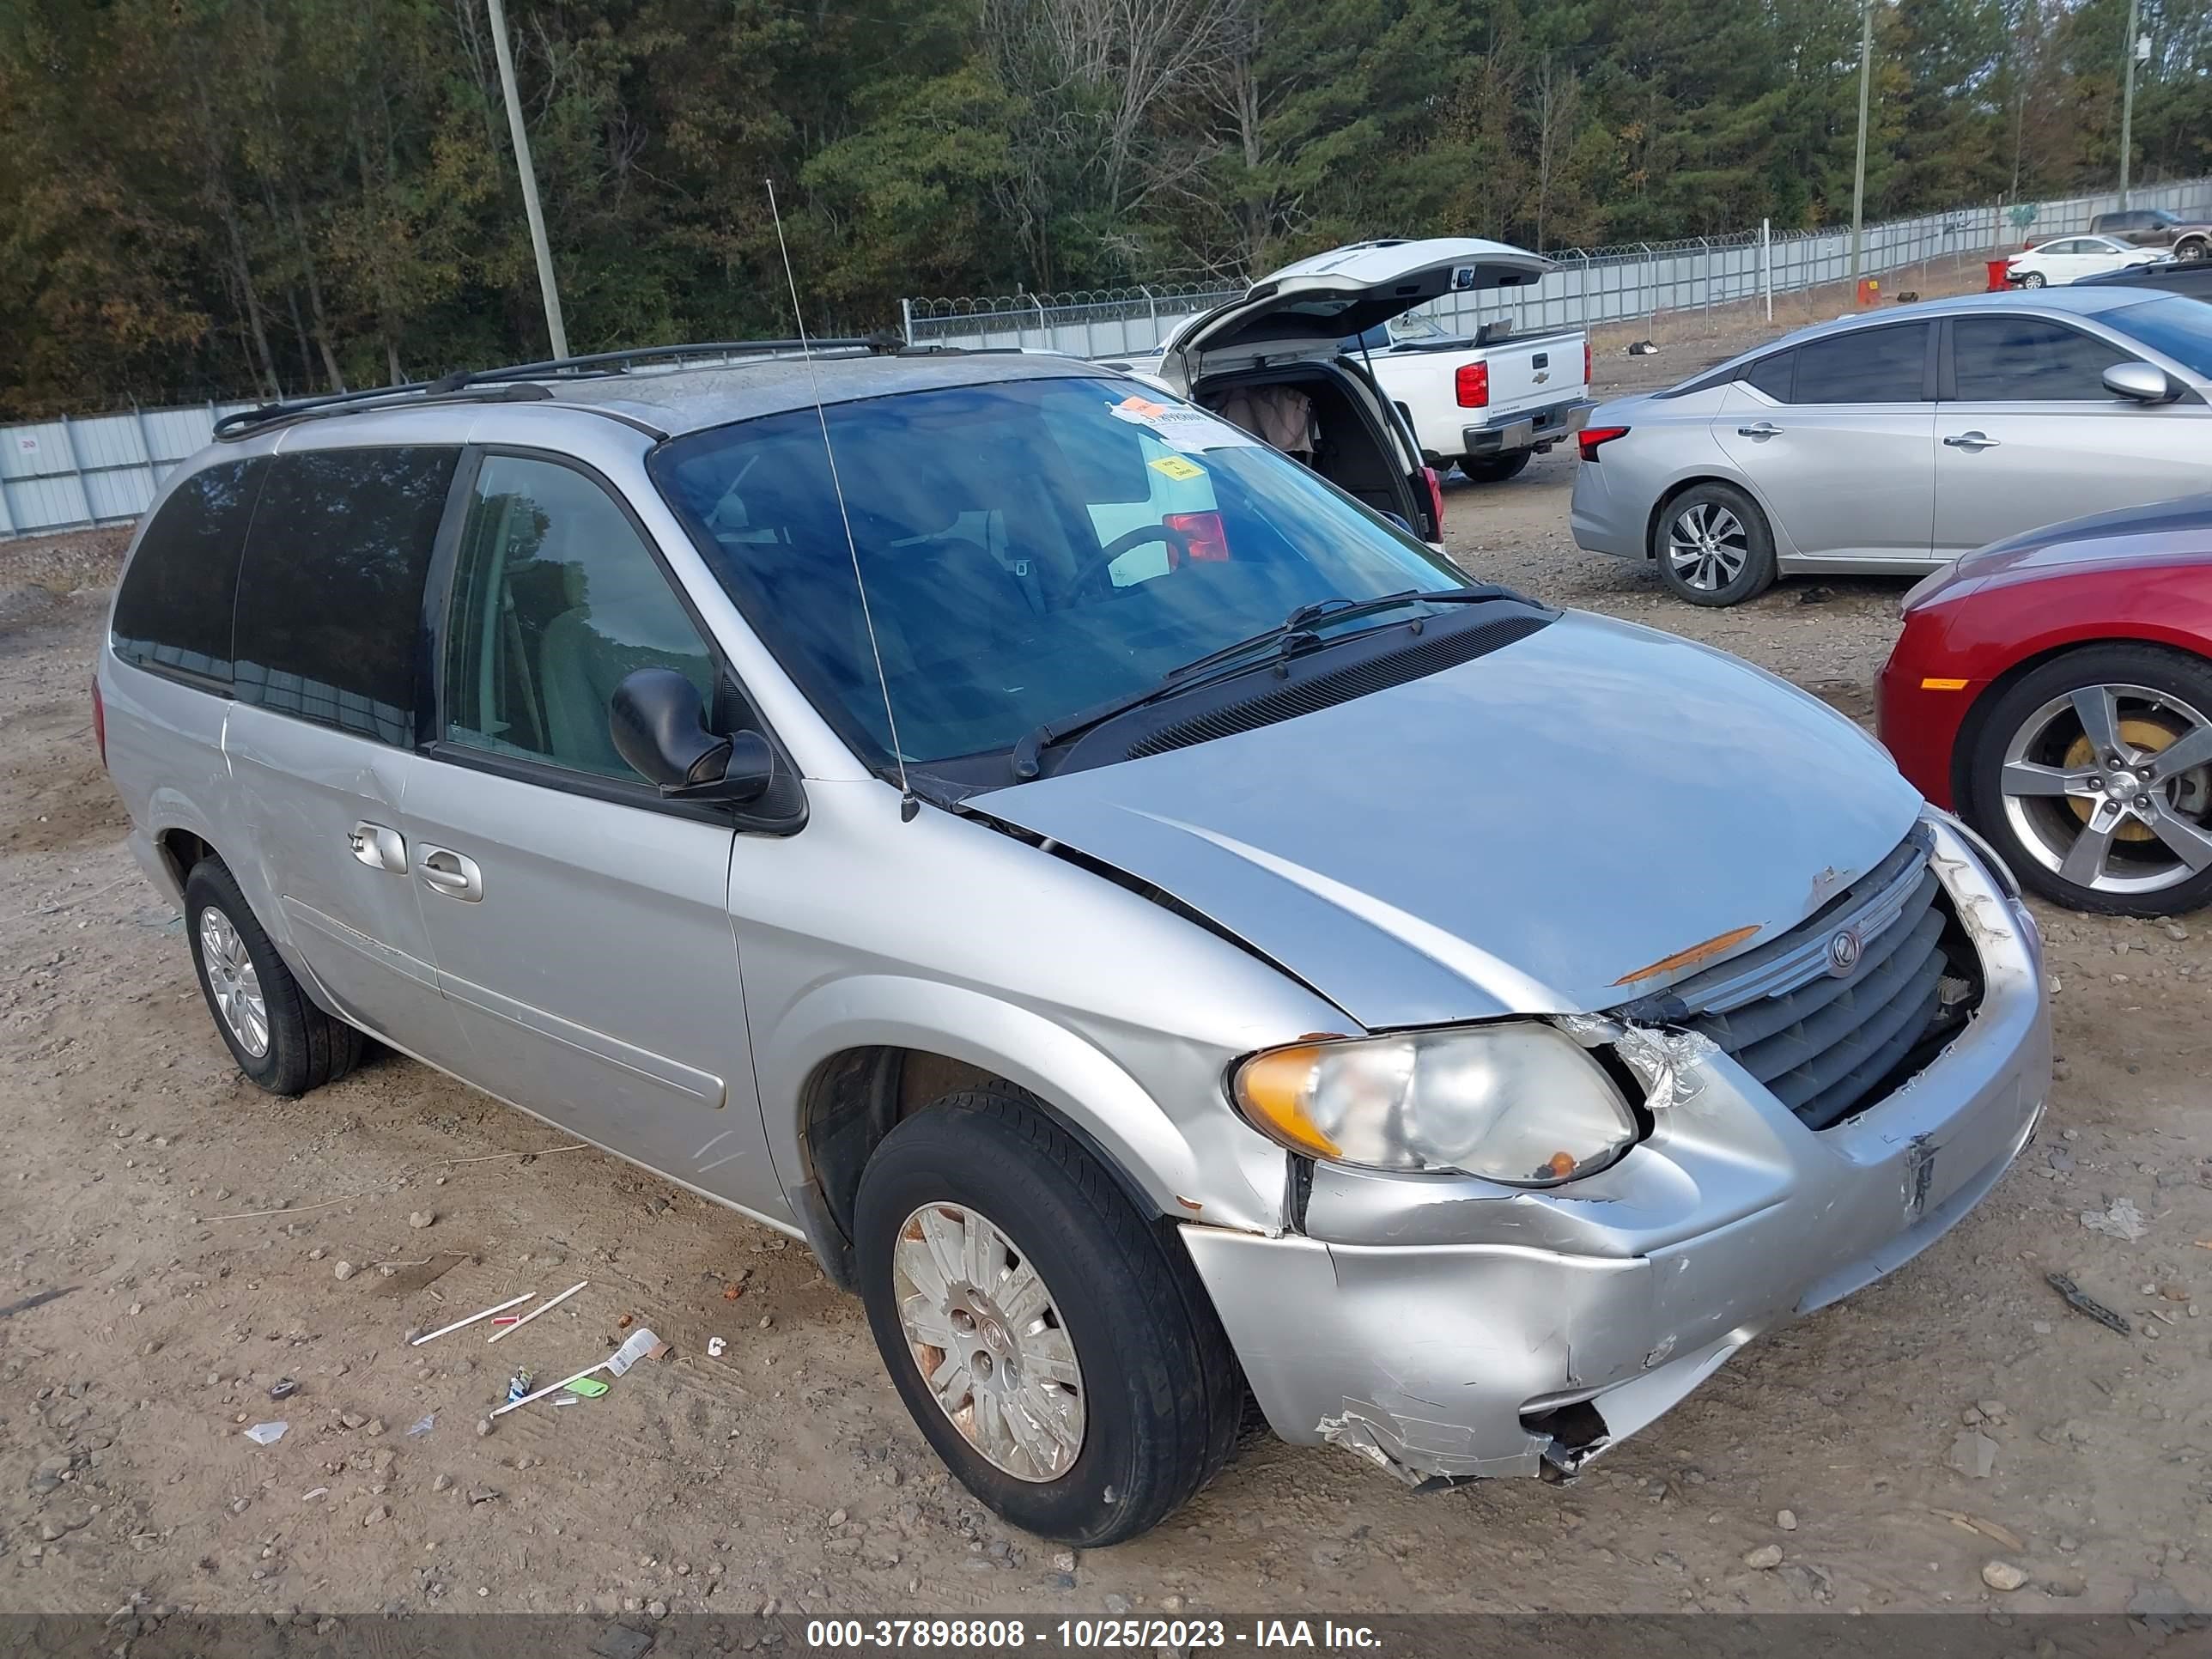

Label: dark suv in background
[2088,208,2210,262]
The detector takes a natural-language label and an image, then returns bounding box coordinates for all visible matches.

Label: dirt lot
[4,283,2209,1626]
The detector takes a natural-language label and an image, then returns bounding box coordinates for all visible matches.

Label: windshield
[2106,295,2212,378]
[650,375,1466,767]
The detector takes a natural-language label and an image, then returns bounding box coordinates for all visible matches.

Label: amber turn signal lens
[1232,1045,1341,1158]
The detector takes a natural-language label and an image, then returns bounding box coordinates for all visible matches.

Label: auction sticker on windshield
[1109,393,1257,451]
[1148,455,1206,482]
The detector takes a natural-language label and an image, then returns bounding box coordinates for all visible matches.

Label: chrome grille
[1625,830,1964,1131]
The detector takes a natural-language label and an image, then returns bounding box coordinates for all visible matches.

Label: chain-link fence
[902,178,2212,355]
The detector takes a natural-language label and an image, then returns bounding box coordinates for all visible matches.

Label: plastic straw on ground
[486,1279,586,1344]
[410,1291,533,1346]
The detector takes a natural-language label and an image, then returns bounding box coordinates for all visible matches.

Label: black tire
[854,1084,1242,1546]
[2018,270,2047,289]
[2176,239,2208,264]
[184,859,364,1096]
[1961,643,2212,917]
[1459,451,1532,484]
[1653,480,1778,607]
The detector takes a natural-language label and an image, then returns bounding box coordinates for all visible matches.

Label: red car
[1879,495,2212,916]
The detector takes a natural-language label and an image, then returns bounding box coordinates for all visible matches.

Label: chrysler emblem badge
[1826,926,1864,977]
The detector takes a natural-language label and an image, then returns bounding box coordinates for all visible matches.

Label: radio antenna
[764,177,918,823]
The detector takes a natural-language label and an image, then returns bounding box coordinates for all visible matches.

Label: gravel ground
[3,286,2209,1627]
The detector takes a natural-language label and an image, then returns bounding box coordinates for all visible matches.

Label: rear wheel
[1459,452,1531,483]
[185,859,363,1095]
[1965,644,2212,916]
[854,1084,1242,1546]
[1655,482,1777,606]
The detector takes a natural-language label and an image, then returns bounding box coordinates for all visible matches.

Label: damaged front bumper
[1179,817,2049,1486]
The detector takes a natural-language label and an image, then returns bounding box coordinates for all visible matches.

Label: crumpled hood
[972,611,1922,1028]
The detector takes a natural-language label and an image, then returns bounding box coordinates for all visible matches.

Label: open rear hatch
[1160,239,1554,388]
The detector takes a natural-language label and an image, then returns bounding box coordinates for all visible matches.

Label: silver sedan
[1571,287,2212,605]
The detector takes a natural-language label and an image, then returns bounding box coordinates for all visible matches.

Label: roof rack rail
[212,334,894,439]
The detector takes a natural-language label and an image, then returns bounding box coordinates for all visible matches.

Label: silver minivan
[99,331,2050,1546]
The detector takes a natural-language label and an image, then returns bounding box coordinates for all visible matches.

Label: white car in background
[2008,234,2165,289]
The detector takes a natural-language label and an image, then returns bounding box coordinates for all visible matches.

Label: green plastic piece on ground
[563,1376,610,1397]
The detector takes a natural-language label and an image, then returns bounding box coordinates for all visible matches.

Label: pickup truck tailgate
[1484,333,1585,415]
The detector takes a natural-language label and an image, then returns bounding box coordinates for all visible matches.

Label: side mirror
[2104,362,2180,404]
[609,667,775,805]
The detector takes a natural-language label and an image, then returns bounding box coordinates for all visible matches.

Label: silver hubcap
[891,1202,1085,1482]
[1666,501,1748,592]
[198,907,270,1058]
[2000,683,2212,896]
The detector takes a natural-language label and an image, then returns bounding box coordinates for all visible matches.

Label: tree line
[1,0,2205,418]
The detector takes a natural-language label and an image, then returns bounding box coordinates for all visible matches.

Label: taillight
[1420,466,1445,537]
[1577,425,1629,461]
[1455,362,1489,408]
[91,675,107,769]
[1162,510,1230,562]
[1583,340,1592,386]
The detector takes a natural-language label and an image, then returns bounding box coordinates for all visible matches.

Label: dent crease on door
[434,968,727,1106]
[279,896,440,989]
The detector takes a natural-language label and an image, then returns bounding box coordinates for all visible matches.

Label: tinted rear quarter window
[1794,323,1929,404]
[233,447,459,745]
[110,458,268,684]
[1952,316,2131,401]
[1745,350,1795,402]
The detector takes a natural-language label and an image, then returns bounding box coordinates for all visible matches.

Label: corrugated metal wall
[903,179,2212,356]
[1,402,258,541]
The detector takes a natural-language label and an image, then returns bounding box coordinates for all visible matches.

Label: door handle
[347,821,408,874]
[1943,431,2002,451]
[1735,421,1782,438]
[417,847,484,902]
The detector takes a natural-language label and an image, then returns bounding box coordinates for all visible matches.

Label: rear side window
[1745,351,1795,402]
[233,447,459,745]
[1793,324,1929,404]
[110,458,267,684]
[1951,317,2133,401]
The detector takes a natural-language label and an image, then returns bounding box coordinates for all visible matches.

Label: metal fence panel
[903,178,2212,356]
[2,401,257,540]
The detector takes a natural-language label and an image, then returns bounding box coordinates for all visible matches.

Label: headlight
[1231,1023,1639,1185]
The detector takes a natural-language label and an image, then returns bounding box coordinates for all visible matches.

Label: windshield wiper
[1007,583,1508,781]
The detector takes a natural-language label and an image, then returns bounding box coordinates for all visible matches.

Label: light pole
[2118,0,2143,209]
[1849,0,1873,285]
[487,0,570,360]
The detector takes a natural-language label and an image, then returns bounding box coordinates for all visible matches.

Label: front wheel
[2018,270,2047,289]
[2177,240,2208,264]
[1965,644,2212,916]
[1655,482,1778,606]
[854,1085,1242,1545]
[1459,451,1532,484]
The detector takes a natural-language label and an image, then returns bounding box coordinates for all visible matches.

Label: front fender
[757,974,1291,1238]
